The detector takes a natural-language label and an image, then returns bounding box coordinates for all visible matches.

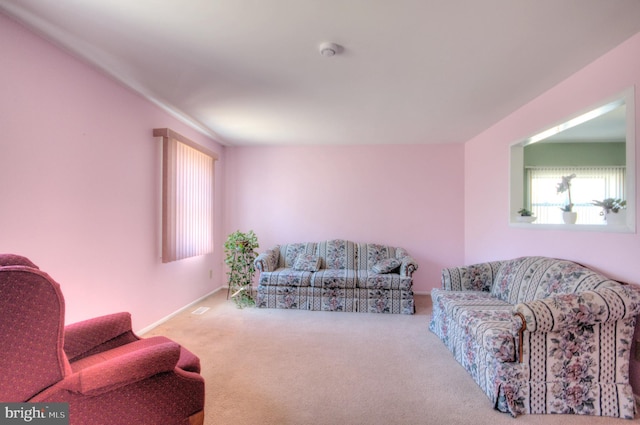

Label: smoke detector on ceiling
[319,42,340,57]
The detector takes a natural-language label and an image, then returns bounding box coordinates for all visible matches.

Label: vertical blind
[526,166,625,224]
[154,128,217,263]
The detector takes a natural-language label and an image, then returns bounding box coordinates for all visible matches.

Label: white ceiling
[2,0,640,146]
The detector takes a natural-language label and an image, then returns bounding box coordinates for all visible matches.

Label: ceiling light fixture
[319,42,340,57]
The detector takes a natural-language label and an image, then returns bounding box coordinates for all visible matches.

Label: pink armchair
[0,254,204,425]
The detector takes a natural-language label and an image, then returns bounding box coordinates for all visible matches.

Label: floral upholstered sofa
[254,239,417,314]
[429,256,640,418]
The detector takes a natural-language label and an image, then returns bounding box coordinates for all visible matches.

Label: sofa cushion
[356,243,399,270]
[316,240,356,270]
[293,253,321,272]
[278,243,317,269]
[356,270,411,290]
[456,309,519,362]
[431,289,509,319]
[490,256,620,304]
[441,261,503,292]
[259,269,312,287]
[430,289,518,362]
[371,258,401,274]
[310,269,357,288]
[489,256,535,303]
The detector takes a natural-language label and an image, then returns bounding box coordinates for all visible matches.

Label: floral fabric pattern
[456,309,520,362]
[254,246,280,272]
[256,286,414,314]
[259,269,312,287]
[489,256,532,302]
[355,243,418,277]
[310,269,357,289]
[364,243,390,268]
[317,240,356,270]
[490,256,622,305]
[292,253,321,272]
[441,261,503,292]
[255,240,416,314]
[281,243,317,268]
[356,270,411,290]
[371,258,401,274]
[430,256,640,419]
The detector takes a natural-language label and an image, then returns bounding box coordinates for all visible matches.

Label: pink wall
[8,6,640,397]
[464,32,640,391]
[224,144,465,293]
[0,14,225,331]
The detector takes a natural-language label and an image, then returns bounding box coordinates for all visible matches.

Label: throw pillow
[372,258,401,274]
[293,253,321,272]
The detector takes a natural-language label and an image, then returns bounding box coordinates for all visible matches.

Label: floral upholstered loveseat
[254,239,417,314]
[429,256,640,418]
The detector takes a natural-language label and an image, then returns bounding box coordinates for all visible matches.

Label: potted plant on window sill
[516,208,536,223]
[557,174,577,224]
[224,230,259,308]
[559,204,577,224]
[592,198,627,226]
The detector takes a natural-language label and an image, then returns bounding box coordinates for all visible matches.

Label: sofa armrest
[400,256,418,277]
[60,338,181,396]
[441,261,503,291]
[64,312,138,361]
[514,285,640,333]
[254,246,280,272]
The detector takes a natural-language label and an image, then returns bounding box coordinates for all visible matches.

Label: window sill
[509,221,635,233]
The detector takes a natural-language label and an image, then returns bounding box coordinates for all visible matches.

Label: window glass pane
[527,167,625,225]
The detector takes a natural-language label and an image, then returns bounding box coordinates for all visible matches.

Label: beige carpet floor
[144,290,639,425]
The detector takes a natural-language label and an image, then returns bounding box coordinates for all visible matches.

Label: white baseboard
[136,287,222,335]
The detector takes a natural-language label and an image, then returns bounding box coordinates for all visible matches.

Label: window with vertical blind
[153,128,218,263]
[526,166,625,224]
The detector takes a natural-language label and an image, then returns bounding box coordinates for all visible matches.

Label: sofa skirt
[256,285,414,314]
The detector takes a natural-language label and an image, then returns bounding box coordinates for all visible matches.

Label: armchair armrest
[64,312,138,361]
[60,337,180,396]
[254,246,280,272]
[400,256,418,277]
[514,285,640,333]
[441,261,503,291]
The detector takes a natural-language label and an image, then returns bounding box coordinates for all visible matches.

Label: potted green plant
[224,230,259,308]
[556,174,577,223]
[516,208,536,223]
[592,198,626,226]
